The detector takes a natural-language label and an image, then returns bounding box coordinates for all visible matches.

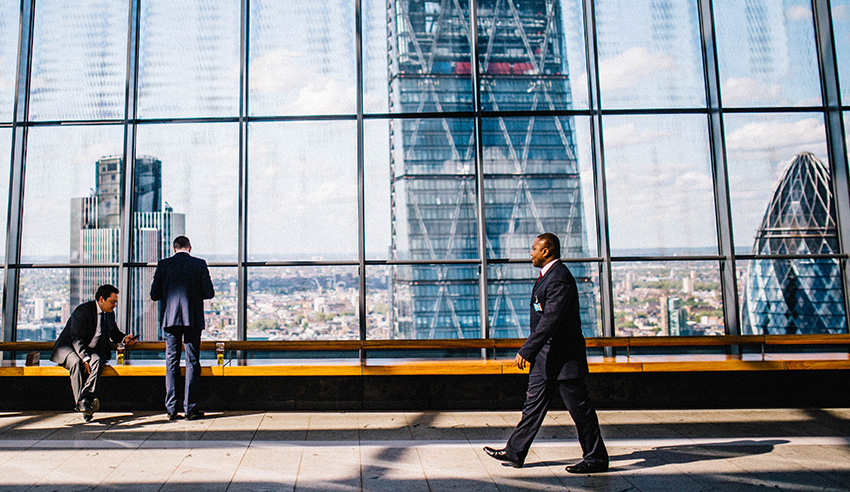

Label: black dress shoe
[76,400,93,422]
[483,446,524,468]
[566,460,608,474]
[185,410,205,421]
[90,398,100,413]
[167,413,181,421]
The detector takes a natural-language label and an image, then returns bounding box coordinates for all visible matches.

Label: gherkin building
[742,152,847,335]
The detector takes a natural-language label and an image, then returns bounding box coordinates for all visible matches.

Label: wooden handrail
[3,334,849,355]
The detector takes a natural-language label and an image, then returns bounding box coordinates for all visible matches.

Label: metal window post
[2,0,36,344]
[356,0,368,361]
[583,0,614,353]
[697,0,740,341]
[237,0,250,342]
[812,0,850,333]
[118,0,142,335]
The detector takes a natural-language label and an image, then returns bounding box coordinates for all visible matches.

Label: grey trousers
[59,351,103,405]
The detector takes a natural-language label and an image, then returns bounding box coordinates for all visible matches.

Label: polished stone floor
[0,408,848,491]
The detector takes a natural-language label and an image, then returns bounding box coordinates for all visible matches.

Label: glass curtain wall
[2,0,849,348]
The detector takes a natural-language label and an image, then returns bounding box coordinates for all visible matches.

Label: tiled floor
[0,408,848,491]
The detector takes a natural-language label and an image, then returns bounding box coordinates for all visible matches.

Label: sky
[0,0,848,260]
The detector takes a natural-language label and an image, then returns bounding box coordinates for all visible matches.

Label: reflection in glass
[21,125,124,263]
[0,5,18,121]
[28,0,127,121]
[364,120,391,260]
[391,264,480,339]
[595,0,705,108]
[249,1,355,116]
[247,266,359,340]
[382,0,473,113]
[834,0,850,104]
[17,268,123,342]
[725,113,827,253]
[604,114,717,255]
[138,0,240,118]
[365,265,392,339]
[248,121,357,261]
[136,123,238,261]
[739,153,846,334]
[713,0,821,107]
[612,261,724,337]
[0,129,9,263]
[477,0,588,112]
[489,262,600,338]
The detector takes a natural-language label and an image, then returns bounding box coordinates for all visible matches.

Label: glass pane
[18,268,123,342]
[0,4,18,121]
[21,125,124,263]
[248,121,357,261]
[478,0,588,111]
[370,117,479,260]
[488,262,600,338]
[364,120,391,260]
[135,123,239,261]
[138,0,240,119]
[724,113,828,254]
[0,128,9,263]
[130,266,232,341]
[834,0,850,104]
[713,0,821,107]
[604,114,717,256]
[612,261,725,337]
[366,264,391,338]
[247,266,359,340]
[374,0,474,113]
[28,0,128,121]
[483,116,597,259]
[390,263,480,339]
[738,258,846,335]
[249,1,355,116]
[594,0,705,109]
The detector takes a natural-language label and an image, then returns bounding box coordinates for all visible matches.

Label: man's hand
[83,360,91,374]
[123,334,138,346]
[515,353,529,370]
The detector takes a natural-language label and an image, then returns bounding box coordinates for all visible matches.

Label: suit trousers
[506,362,608,465]
[59,351,103,405]
[164,326,202,415]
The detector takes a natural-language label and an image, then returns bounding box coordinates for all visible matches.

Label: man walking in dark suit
[484,233,608,473]
[151,236,215,420]
[51,284,137,421]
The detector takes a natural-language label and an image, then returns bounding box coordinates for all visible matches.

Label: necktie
[535,271,542,284]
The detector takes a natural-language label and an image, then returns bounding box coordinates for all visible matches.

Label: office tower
[742,153,846,334]
[70,156,185,340]
[387,0,595,338]
[667,297,686,336]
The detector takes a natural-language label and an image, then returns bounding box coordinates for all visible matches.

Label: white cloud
[786,5,812,22]
[598,47,675,92]
[725,118,824,153]
[603,123,671,148]
[721,77,782,106]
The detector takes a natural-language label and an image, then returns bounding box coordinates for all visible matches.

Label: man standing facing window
[151,236,215,421]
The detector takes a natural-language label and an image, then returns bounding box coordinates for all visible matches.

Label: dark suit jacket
[518,261,589,380]
[150,251,215,330]
[50,300,125,364]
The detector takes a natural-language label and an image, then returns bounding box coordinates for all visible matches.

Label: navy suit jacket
[517,261,589,380]
[50,300,125,364]
[150,251,215,330]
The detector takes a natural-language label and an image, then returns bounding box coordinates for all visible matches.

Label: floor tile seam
[412,445,433,492]
[22,445,94,491]
[222,441,252,492]
[91,441,139,491]
[768,447,850,489]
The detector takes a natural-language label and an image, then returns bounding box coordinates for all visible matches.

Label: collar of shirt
[539,259,558,278]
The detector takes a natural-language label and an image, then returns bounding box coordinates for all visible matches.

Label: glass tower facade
[388,0,595,339]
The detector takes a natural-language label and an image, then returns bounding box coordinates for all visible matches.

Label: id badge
[533,296,542,312]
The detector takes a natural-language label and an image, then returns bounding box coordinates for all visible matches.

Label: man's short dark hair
[95,284,119,302]
[173,236,191,250]
[537,233,561,259]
